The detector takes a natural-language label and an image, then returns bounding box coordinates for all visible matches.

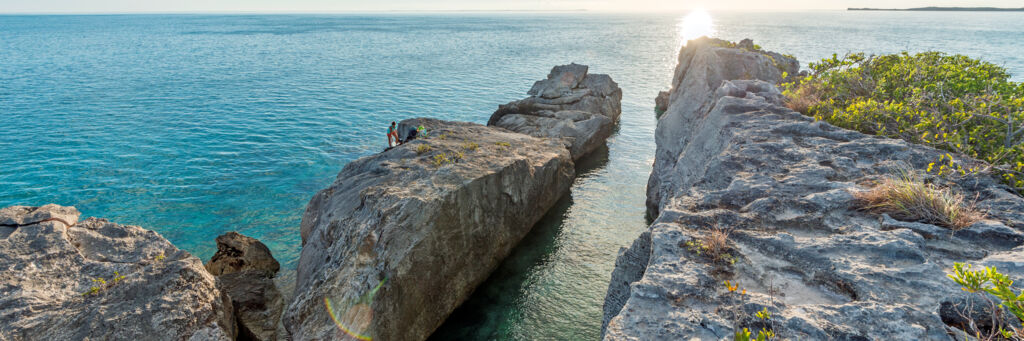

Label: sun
[678,9,715,45]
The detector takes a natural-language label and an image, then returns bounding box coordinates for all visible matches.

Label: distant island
[849,7,1024,11]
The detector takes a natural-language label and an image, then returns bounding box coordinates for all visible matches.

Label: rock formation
[0,204,236,340]
[206,231,283,341]
[603,38,1024,339]
[488,63,623,160]
[284,118,574,340]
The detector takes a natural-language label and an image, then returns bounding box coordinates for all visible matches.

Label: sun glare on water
[678,9,715,45]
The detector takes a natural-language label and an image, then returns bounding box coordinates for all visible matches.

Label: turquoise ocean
[2,11,1022,339]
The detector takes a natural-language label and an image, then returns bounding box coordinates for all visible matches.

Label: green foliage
[734,327,775,341]
[949,263,1024,322]
[154,253,165,261]
[432,152,463,167]
[81,271,127,297]
[755,307,771,320]
[416,144,431,155]
[783,52,1024,193]
[494,141,511,148]
[462,142,479,151]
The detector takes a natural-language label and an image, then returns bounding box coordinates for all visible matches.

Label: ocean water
[2,11,1022,340]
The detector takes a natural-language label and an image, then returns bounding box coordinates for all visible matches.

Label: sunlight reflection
[678,9,715,45]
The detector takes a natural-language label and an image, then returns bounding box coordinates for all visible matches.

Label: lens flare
[678,9,715,44]
[324,278,387,341]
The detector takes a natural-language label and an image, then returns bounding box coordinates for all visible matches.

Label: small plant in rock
[948,263,1024,340]
[81,271,127,297]
[685,226,736,264]
[416,144,432,155]
[854,169,983,230]
[463,142,479,151]
[494,141,511,148]
[154,253,165,261]
[433,153,452,167]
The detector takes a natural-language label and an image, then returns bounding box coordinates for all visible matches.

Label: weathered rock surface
[0,204,236,340]
[488,63,623,160]
[603,39,1024,340]
[207,231,281,277]
[284,118,574,340]
[206,232,283,341]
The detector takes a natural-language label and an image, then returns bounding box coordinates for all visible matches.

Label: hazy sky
[0,0,1020,13]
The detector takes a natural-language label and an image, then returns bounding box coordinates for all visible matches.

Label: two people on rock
[386,121,425,148]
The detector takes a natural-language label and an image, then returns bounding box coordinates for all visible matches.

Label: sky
[0,0,1020,13]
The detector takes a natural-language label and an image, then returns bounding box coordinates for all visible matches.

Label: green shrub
[948,263,1024,339]
[462,142,479,151]
[416,144,431,155]
[783,52,1024,193]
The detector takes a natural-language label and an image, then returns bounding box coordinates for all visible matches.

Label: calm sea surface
[2,11,1022,339]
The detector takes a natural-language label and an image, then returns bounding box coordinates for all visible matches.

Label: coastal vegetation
[854,169,983,230]
[783,52,1024,193]
[948,263,1024,339]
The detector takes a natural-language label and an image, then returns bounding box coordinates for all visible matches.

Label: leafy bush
[416,144,431,155]
[783,52,1024,193]
[948,263,1024,339]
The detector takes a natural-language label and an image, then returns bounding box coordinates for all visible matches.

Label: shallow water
[2,11,1022,339]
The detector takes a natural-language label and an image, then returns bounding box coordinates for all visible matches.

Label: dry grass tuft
[855,170,983,230]
[686,226,735,264]
[701,227,732,261]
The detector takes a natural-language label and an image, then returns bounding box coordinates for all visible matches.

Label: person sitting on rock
[387,122,399,147]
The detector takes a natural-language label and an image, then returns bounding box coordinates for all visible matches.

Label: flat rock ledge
[0,204,236,340]
[488,63,623,160]
[602,38,1024,340]
[284,118,574,340]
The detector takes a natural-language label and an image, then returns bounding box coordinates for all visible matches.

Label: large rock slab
[646,37,797,218]
[206,232,283,341]
[0,205,236,340]
[488,63,623,160]
[603,39,1024,340]
[284,118,575,340]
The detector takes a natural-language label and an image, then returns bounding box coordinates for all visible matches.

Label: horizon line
[0,8,852,15]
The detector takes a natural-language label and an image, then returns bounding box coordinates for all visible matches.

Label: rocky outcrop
[488,63,623,160]
[0,204,236,340]
[603,39,1024,340]
[646,37,798,219]
[284,118,574,340]
[207,231,281,277]
[206,232,283,341]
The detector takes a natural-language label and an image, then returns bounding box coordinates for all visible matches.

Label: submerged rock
[284,118,574,340]
[488,63,623,160]
[0,204,236,340]
[603,39,1024,340]
[206,232,283,341]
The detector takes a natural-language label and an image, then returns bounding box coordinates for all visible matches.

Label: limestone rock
[489,64,622,160]
[603,39,1024,340]
[206,231,280,277]
[219,270,283,341]
[0,204,236,340]
[206,232,283,341]
[284,118,574,341]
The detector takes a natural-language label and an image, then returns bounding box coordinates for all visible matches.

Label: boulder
[284,118,574,340]
[206,232,283,341]
[489,64,623,160]
[206,231,280,277]
[0,205,236,340]
[603,39,1024,340]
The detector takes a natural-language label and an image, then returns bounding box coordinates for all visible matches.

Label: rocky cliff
[0,204,237,340]
[603,38,1024,339]
[488,63,622,160]
[283,118,574,340]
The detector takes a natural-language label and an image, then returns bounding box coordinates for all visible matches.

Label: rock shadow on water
[429,144,611,340]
